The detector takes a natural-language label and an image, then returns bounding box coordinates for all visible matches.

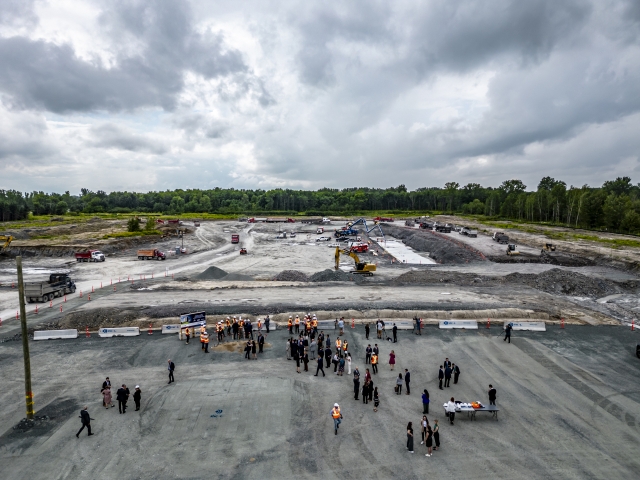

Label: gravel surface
[272,270,309,282]
[309,269,366,283]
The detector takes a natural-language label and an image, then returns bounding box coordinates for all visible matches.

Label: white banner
[387,321,414,330]
[439,320,478,330]
[504,321,546,331]
[316,320,336,330]
[99,327,140,337]
[33,329,78,340]
[162,324,181,334]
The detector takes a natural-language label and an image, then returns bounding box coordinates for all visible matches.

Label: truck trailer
[137,249,166,260]
[75,250,105,262]
[25,273,76,303]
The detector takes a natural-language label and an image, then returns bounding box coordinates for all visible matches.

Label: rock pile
[309,269,366,283]
[273,270,309,282]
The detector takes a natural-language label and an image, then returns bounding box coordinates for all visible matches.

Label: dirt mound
[309,269,366,283]
[273,270,309,282]
[195,266,229,280]
[506,268,621,297]
[381,225,485,264]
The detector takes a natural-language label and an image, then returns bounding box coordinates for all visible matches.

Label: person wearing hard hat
[200,326,206,350]
[288,316,293,334]
[184,327,191,345]
[331,403,342,435]
[294,315,300,334]
[202,330,210,353]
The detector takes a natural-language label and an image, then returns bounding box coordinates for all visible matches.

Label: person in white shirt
[446,397,457,425]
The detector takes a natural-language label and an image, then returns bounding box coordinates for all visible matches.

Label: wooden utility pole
[16,256,35,419]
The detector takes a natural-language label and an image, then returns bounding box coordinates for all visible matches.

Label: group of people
[287,313,321,335]
[183,323,267,356]
[287,329,354,375]
[406,417,440,456]
[437,357,461,389]
[100,377,142,414]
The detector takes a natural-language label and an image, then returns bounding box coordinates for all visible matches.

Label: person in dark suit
[76,406,93,437]
[365,323,370,339]
[315,355,325,377]
[438,366,444,390]
[325,347,332,368]
[258,334,265,353]
[353,367,360,399]
[443,358,451,369]
[265,315,270,333]
[404,369,411,394]
[488,385,497,405]
[392,324,398,343]
[453,364,461,384]
[504,323,512,343]
[116,385,128,414]
[444,365,452,387]
[365,345,372,364]
[133,386,142,411]
[167,359,175,384]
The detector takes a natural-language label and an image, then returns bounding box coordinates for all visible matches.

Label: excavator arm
[0,235,14,251]
[334,247,376,275]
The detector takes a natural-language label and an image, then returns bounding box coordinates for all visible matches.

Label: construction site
[1,217,639,479]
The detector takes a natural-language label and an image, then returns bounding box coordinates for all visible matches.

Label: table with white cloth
[442,402,499,421]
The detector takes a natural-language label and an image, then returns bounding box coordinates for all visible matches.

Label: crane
[0,235,14,251]
[347,218,385,242]
[334,247,376,276]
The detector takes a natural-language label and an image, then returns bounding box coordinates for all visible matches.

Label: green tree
[127,217,141,232]
[144,217,156,231]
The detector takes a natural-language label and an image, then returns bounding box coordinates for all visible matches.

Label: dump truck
[434,224,452,233]
[468,230,478,238]
[75,250,105,262]
[231,234,240,244]
[506,244,520,255]
[25,273,76,303]
[137,249,166,260]
[493,232,509,244]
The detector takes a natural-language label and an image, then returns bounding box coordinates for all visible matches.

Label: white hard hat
[334,403,339,407]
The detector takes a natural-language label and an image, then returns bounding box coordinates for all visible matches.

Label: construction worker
[336,338,342,352]
[312,317,318,334]
[202,330,210,353]
[239,318,245,339]
[226,317,231,336]
[257,319,262,332]
[331,403,342,435]
[185,327,191,344]
[343,340,348,354]
[295,315,300,334]
[217,322,224,343]
[200,326,206,350]
[305,320,311,335]
[371,353,378,374]
[288,316,293,334]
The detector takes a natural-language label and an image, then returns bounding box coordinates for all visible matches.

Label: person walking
[286,339,292,360]
[133,386,141,411]
[353,367,360,399]
[406,422,414,453]
[438,366,444,390]
[488,384,497,405]
[202,331,210,353]
[251,340,257,360]
[371,353,378,374]
[346,355,352,375]
[310,339,317,360]
[365,322,370,340]
[75,406,93,438]
[265,315,270,333]
[325,346,332,369]
[504,323,513,343]
[376,320,383,339]
[315,354,326,377]
[446,397,456,425]
[101,385,112,409]
[332,353,340,373]
[392,323,398,343]
[303,350,309,371]
[415,316,422,335]
[101,377,111,407]
[167,359,175,384]
[396,373,403,395]
[338,356,345,376]
[185,327,191,344]
[433,419,440,451]
[373,387,379,412]
[453,363,460,384]
[117,385,128,414]
[404,369,411,395]
[338,318,344,336]
[444,364,452,387]
[331,403,342,435]
[362,380,370,404]
[422,389,430,414]
[425,424,433,457]
[420,416,428,444]
[244,341,251,360]
[295,352,301,374]
[389,350,396,371]
[365,344,372,364]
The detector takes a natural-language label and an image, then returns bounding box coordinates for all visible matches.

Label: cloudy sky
[1,0,639,193]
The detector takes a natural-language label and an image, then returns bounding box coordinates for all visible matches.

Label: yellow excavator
[0,235,14,252]
[334,246,376,276]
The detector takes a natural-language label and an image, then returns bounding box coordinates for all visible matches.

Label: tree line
[1,176,639,234]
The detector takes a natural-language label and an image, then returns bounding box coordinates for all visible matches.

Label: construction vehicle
[316,227,324,234]
[419,222,433,229]
[239,248,247,255]
[231,234,240,244]
[506,244,520,256]
[373,216,394,222]
[349,243,369,253]
[434,223,452,233]
[25,273,76,303]
[334,247,376,276]
[468,230,478,238]
[137,249,166,260]
[493,232,509,244]
[346,218,385,241]
[75,250,105,262]
[334,228,359,238]
[193,220,201,227]
[276,232,287,239]
[1,235,14,251]
[405,220,415,227]
[459,227,470,235]
[542,243,556,253]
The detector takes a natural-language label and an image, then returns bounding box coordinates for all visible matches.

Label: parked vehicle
[350,243,369,253]
[239,248,247,255]
[193,220,201,227]
[276,232,287,239]
[459,227,470,235]
[316,227,324,234]
[231,234,240,244]
[468,230,478,238]
[419,222,433,229]
[334,228,359,238]
[316,236,331,242]
[74,250,105,262]
[493,232,509,244]
[137,249,166,260]
[434,224,452,233]
[25,273,76,303]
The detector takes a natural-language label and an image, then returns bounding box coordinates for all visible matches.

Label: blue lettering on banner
[180,311,206,324]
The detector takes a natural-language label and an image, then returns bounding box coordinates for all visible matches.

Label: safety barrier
[387,320,414,330]
[33,329,78,340]
[162,324,181,334]
[505,321,546,331]
[439,320,478,330]
[99,327,140,337]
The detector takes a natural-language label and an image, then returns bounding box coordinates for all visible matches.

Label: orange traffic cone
[486,319,490,329]
[561,318,565,329]
[148,323,153,335]
[86,326,90,337]
[351,318,355,329]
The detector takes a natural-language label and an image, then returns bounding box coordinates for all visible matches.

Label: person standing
[185,327,191,344]
[294,315,300,334]
[373,387,379,412]
[258,334,265,354]
[167,359,175,384]
[325,346,332,368]
[365,368,371,384]
[265,315,270,333]
[303,350,309,371]
[102,385,112,409]
[443,357,451,369]
[504,323,512,343]
[233,318,239,339]
[376,320,383,339]
[422,389,430,414]
[286,339,292,360]
[392,323,398,343]
[353,367,360,400]
[389,350,396,371]
[433,419,440,451]
[202,331,210,353]
[444,364,452,387]
[488,384,497,405]
[200,327,206,350]
[245,341,251,360]
[338,318,344,336]
[101,377,111,407]
[295,351,301,374]
[438,366,444,390]
[396,373,403,395]
[404,369,411,395]
[371,353,378,374]
[365,344,372,364]
[331,403,342,435]
[315,355,325,377]
[133,386,141,411]
[338,356,345,376]
[446,397,456,425]
[252,340,257,360]
[420,416,428,444]
[332,353,340,373]
[453,364,460,384]
[362,380,370,404]
[117,385,128,414]
[365,322,370,340]
[347,355,352,375]
[406,422,414,453]
[425,424,433,457]
[415,316,422,335]
[75,406,93,438]
[310,339,317,360]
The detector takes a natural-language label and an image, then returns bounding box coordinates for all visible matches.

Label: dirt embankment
[381,225,485,264]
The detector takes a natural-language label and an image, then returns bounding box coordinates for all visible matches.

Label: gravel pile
[195,266,229,280]
[273,270,310,282]
[309,269,366,283]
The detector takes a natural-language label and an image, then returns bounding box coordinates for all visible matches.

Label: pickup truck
[25,273,76,303]
[316,236,331,242]
[316,227,324,234]
[75,250,105,262]
[137,249,166,260]
[350,243,369,253]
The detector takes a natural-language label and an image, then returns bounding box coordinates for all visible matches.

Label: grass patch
[103,230,162,239]
[570,234,640,249]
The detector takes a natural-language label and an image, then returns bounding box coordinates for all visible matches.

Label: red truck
[137,249,166,260]
[373,216,394,222]
[231,234,240,244]
[75,250,105,262]
[350,243,369,253]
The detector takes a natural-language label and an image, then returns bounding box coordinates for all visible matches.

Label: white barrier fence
[162,324,181,334]
[33,329,78,340]
[505,321,546,331]
[439,320,478,330]
[387,321,414,330]
[99,327,140,337]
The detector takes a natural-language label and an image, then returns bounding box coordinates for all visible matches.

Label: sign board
[387,320,414,330]
[99,327,140,337]
[504,321,546,331]
[180,311,206,324]
[162,324,181,334]
[316,320,336,330]
[439,320,478,330]
[33,329,78,340]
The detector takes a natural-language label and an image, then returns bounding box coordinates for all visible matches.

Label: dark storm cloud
[90,124,167,154]
[0,0,37,27]
[0,0,246,113]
